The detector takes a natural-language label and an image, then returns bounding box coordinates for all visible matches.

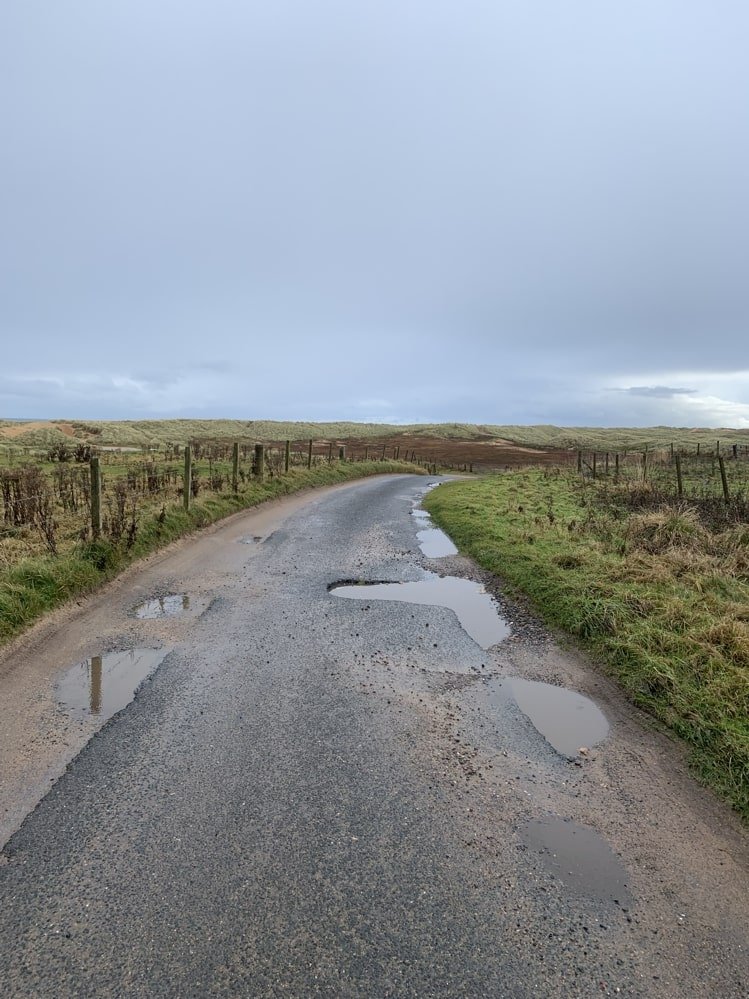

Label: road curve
[0,474,747,997]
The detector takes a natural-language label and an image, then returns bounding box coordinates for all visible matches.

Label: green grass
[424,470,749,820]
[0,460,423,645]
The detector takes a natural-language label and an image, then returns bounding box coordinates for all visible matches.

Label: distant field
[2,418,748,459]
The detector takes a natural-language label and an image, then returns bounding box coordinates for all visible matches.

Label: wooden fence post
[381,443,387,461]
[284,440,291,474]
[614,453,619,481]
[577,449,582,473]
[183,446,192,510]
[675,454,683,499]
[307,439,313,469]
[592,452,597,479]
[339,446,346,461]
[232,442,239,493]
[364,446,369,461]
[253,444,265,482]
[90,456,102,538]
[718,455,730,502]
[642,450,648,483]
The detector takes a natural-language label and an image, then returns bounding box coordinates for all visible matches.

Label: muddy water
[135,594,190,619]
[55,648,169,720]
[522,818,632,906]
[330,576,510,649]
[497,677,609,758]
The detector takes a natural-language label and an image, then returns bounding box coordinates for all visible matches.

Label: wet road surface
[0,474,747,997]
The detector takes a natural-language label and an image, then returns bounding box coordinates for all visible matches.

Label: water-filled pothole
[522,818,632,906]
[55,648,169,720]
[410,505,458,558]
[135,594,190,619]
[416,527,458,558]
[329,575,510,649]
[496,677,609,758]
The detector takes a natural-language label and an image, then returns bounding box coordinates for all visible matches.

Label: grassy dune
[2,418,749,455]
[424,470,749,820]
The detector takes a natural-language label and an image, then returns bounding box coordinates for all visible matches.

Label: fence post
[577,449,582,473]
[675,454,683,499]
[232,442,239,493]
[307,439,313,469]
[183,446,192,511]
[90,456,102,539]
[614,453,619,481]
[642,450,648,483]
[604,452,609,475]
[718,455,730,502]
[381,443,387,461]
[339,446,346,461]
[364,446,369,461]
[716,440,720,456]
[284,439,291,474]
[253,444,265,482]
[592,452,597,479]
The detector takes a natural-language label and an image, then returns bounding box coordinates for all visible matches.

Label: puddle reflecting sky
[55,648,169,720]
[330,575,510,649]
[416,527,458,558]
[135,594,190,619]
[496,677,609,758]
[522,818,632,906]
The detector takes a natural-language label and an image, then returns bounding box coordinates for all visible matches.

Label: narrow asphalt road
[0,474,747,997]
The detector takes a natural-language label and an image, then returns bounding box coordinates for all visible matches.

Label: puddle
[329,575,510,649]
[410,505,458,558]
[522,818,632,906]
[135,594,191,619]
[497,677,608,758]
[239,535,263,545]
[416,527,458,558]
[55,648,170,720]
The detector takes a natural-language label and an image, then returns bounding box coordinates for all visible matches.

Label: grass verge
[0,461,422,647]
[424,470,749,821]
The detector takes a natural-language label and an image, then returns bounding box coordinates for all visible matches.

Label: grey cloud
[2,2,749,425]
[618,386,698,399]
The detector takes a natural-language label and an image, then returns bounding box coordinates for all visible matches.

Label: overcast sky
[2,1,749,427]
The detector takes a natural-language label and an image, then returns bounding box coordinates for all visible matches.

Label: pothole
[416,527,458,558]
[54,648,170,720]
[134,594,191,619]
[495,677,609,758]
[329,575,510,649]
[410,504,458,558]
[522,817,632,907]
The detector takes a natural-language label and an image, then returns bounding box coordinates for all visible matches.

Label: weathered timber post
[327,442,333,464]
[718,455,730,502]
[614,453,619,481]
[675,454,683,499]
[339,446,346,461]
[90,456,102,538]
[253,444,265,482]
[232,442,239,493]
[717,440,721,456]
[577,449,582,473]
[670,442,674,460]
[307,439,313,469]
[592,452,597,479]
[284,439,291,474]
[183,446,192,510]
[364,446,369,461]
[381,443,387,461]
[395,446,400,459]
[733,443,738,460]
[604,452,609,475]
[642,450,648,483]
